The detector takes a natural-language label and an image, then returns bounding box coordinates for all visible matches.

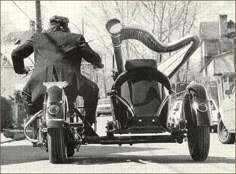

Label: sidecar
[86,58,210,161]
[84,19,211,162]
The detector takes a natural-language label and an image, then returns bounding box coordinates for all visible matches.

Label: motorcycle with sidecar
[24,19,211,164]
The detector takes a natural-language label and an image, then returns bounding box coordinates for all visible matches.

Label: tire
[47,128,67,163]
[217,119,235,144]
[187,126,210,161]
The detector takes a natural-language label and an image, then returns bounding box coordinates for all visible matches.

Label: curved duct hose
[24,110,43,143]
[106,19,200,78]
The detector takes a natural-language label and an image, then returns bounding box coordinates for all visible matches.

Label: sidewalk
[1,133,15,144]
[1,129,28,143]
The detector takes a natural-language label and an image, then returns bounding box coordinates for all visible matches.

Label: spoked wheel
[217,118,235,144]
[187,126,210,161]
[47,128,67,163]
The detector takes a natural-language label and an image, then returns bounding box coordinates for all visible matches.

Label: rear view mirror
[225,89,232,96]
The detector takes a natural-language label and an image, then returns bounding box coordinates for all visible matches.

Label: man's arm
[11,38,34,74]
[77,35,104,68]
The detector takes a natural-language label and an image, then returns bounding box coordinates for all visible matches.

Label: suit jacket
[11,31,102,102]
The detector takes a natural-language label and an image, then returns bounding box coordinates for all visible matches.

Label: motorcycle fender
[46,119,65,128]
[45,85,67,129]
[183,83,211,126]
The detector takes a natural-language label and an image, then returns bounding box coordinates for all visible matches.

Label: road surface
[1,116,235,173]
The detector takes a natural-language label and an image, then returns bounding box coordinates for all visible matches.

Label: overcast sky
[1,1,235,33]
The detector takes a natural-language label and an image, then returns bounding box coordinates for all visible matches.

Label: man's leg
[22,89,44,117]
[78,76,99,125]
[64,85,79,116]
[21,90,34,117]
[22,88,44,140]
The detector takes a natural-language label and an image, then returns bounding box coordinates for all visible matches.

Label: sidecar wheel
[47,128,67,163]
[187,126,210,161]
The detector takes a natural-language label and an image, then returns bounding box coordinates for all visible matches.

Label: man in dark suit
[11,15,103,126]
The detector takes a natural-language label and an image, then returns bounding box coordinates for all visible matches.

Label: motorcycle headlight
[197,103,208,112]
[48,104,60,115]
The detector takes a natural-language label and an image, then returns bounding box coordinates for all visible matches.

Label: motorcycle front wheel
[187,126,210,161]
[47,128,67,163]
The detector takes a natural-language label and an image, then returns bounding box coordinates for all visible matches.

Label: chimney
[219,14,228,38]
[29,20,35,32]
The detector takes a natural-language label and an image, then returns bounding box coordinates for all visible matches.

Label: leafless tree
[141,1,201,62]
[83,1,142,96]
[83,1,202,90]
[83,1,142,60]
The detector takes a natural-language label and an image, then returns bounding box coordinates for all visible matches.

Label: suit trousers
[22,75,99,125]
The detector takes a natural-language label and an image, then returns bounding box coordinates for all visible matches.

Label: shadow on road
[1,145,235,165]
[1,145,48,165]
[69,155,235,165]
[1,145,161,165]
[69,146,235,165]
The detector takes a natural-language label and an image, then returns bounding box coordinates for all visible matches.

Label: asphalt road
[1,116,235,173]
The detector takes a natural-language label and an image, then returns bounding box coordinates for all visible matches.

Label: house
[199,14,235,107]
[1,21,35,99]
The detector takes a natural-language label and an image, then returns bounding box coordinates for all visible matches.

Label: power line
[11,1,34,21]
[69,21,82,33]
[18,1,34,16]
[12,1,43,32]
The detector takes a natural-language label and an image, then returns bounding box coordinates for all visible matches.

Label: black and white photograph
[1,1,235,173]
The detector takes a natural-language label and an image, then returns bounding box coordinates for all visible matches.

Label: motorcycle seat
[125,59,157,71]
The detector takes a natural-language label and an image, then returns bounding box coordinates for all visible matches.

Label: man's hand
[94,63,104,69]
[21,66,30,74]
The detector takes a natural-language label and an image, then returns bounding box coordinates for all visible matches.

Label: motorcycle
[24,19,211,163]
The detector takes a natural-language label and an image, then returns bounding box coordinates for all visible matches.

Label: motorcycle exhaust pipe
[24,110,43,143]
[106,19,124,74]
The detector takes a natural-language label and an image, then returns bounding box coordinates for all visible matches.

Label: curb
[2,129,33,141]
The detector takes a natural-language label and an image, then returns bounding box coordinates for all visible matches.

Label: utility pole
[82,18,84,35]
[35,0,42,32]
[103,54,107,98]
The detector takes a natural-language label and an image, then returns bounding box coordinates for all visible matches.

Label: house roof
[213,53,235,75]
[227,20,235,29]
[200,51,234,75]
[220,38,234,52]
[1,31,35,67]
[2,31,33,45]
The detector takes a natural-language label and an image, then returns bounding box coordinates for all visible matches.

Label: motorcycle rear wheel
[187,126,210,161]
[47,128,67,163]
